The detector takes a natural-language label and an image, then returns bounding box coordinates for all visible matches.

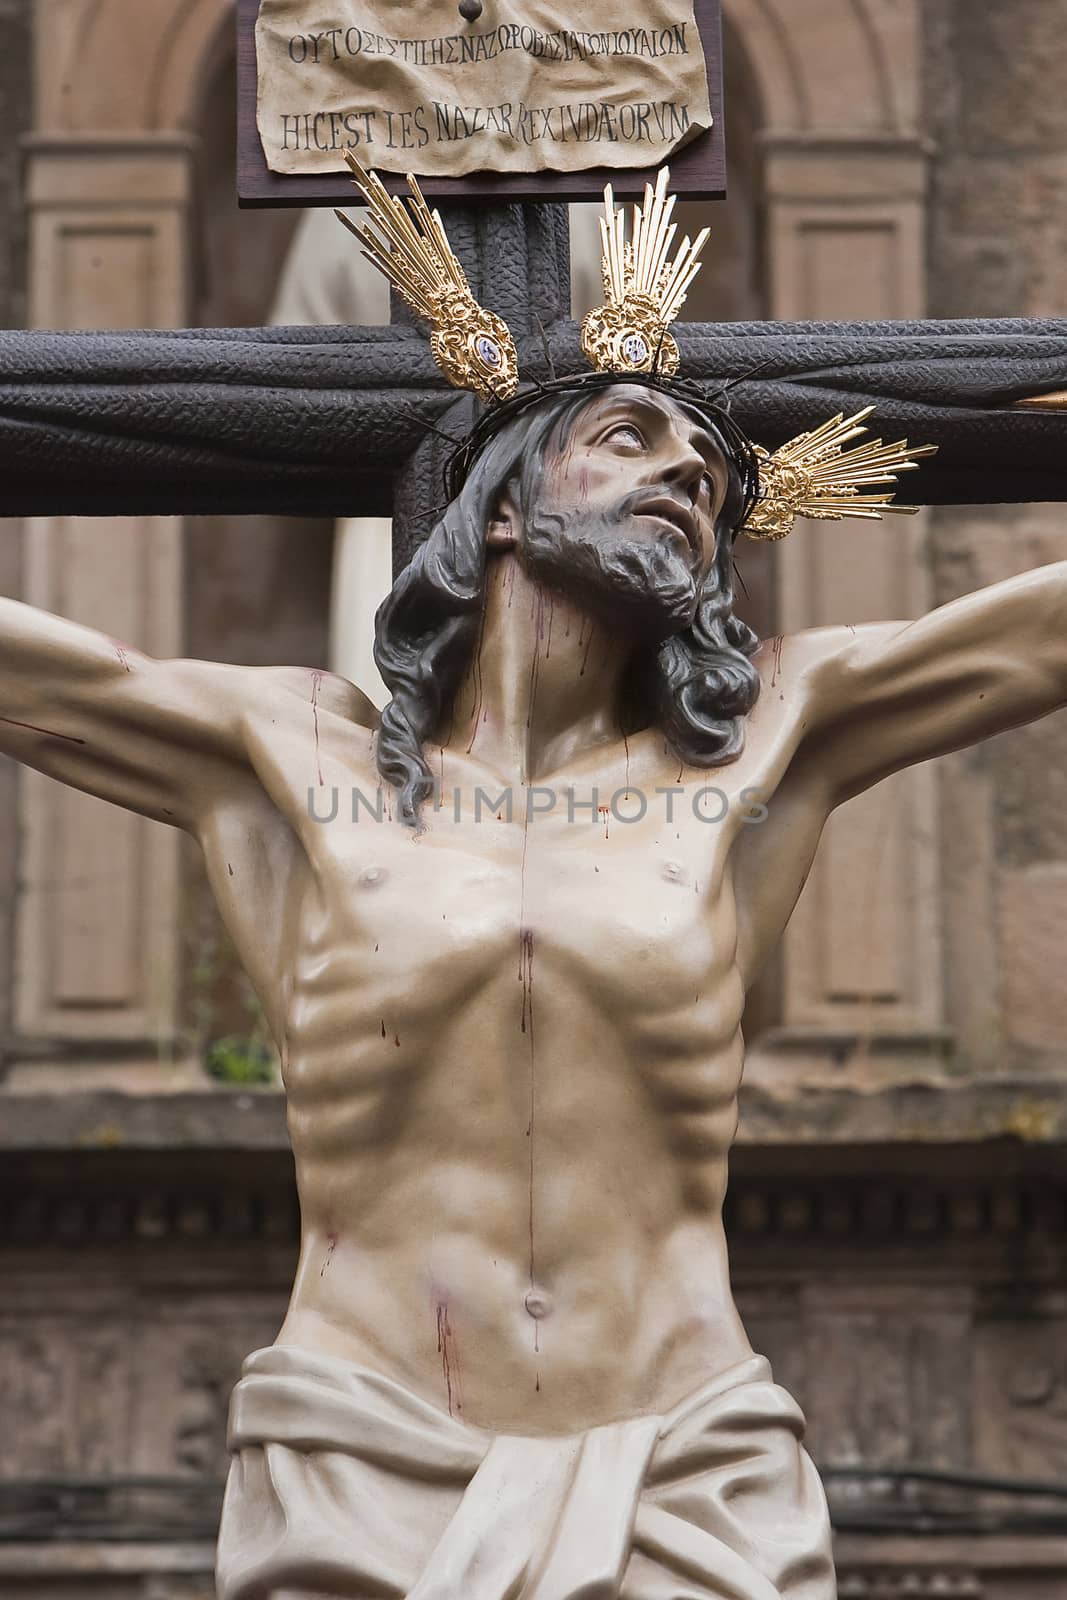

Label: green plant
[178,861,280,1088]
[205,1035,277,1086]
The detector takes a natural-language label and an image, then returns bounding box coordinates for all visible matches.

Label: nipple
[360,866,387,888]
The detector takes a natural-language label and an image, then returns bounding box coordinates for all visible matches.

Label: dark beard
[519,497,699,641]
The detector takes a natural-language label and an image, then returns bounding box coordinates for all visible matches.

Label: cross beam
[0,200,1064,566]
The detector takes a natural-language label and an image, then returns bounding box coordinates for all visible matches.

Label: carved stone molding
[975,1320,1067,1486]
[1,1153,1063,1255]
[839,1576,982,1599]
[1,1128,1064,1259]
[0,1477,223,1543]
[834,1535,1067,1598]
[0,1537,216,1600]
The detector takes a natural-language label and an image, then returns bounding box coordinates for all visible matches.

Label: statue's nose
[660,437,707,502]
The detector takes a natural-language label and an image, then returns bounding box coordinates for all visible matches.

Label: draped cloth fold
[215,1344,835,1600]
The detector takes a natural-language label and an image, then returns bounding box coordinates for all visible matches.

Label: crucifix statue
[1,161,1066,1598]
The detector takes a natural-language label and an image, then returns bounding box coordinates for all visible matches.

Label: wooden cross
[0,201,1064,566]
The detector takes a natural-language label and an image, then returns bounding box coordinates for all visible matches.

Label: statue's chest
[301,805,726,1018]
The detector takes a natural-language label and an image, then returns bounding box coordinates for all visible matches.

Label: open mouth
[633,495,700,559]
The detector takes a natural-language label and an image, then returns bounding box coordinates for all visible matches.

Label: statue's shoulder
[251,664,380,730]
[749,622,906,730]
[750,623,883,689]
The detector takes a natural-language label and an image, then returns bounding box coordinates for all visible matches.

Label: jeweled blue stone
[621,332,650,366]
[475,334,502,368]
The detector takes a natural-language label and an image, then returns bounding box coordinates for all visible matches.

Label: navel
[524,1288,553,1320]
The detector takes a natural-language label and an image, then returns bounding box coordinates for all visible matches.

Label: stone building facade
[1,2,1066,1595]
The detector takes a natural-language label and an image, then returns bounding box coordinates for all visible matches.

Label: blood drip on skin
[320,1233,336,1278]
[526,590,545,728]
[770,635,784,688]
[598,804,610,839]
[465,601,488,755]
[579,628,594,679]
[517,775,537,1342]
[310,670,324,786]
[0,714,85,745]
[516,873,538,1324]
[520,924,538,1357]
[112,641,132,673]
[440,688,457,748]
[519,927,534,1037]
[435,1301,462,1417]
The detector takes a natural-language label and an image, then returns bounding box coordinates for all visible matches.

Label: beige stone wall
[924,2,1067,1081]
[0,0,31,1069]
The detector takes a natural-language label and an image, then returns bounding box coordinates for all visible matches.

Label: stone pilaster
[14,138,195,1056]
[762,136,945,1047]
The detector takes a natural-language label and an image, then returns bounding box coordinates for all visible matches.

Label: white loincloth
[215,1344,836,1600]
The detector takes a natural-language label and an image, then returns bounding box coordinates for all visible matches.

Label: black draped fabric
[0,318,1063,519]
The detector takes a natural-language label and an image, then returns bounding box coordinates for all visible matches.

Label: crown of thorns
[336,159,936,541]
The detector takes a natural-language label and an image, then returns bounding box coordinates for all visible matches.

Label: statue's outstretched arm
[796,560,1067,804]
[0,596,255,829]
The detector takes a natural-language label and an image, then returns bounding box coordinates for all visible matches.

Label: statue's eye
[602,423,645,450]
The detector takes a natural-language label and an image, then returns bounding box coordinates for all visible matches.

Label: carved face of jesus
[489,385,732,641]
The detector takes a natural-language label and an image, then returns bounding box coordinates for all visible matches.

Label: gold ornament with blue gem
[336,154,518,404]
[580,168,710,379]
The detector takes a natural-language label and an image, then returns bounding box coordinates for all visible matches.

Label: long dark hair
[374,388,762,823]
